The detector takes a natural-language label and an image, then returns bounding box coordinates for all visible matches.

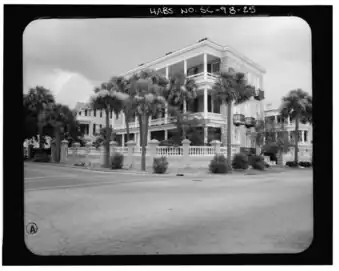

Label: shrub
[298,161,312,168]
[232,153,249,170]
[209,154,232,174]
[32,150,50,162]
[110,152,124,169]
[286,161,299,167]
[153,156,169,174]
[249,155,265,171]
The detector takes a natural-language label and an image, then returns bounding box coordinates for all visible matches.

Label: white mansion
[76,38,267,148]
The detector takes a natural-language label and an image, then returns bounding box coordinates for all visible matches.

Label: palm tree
[23,86,55,148]
[109,76,137,142]
[280,89,312,164]
[38,103,76,162]
[90,83,129,168]
[128,69,168,171]
[164,72,198,140]
[212,71,255,164]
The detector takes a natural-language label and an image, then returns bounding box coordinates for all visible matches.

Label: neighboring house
[113,38,266,147]
[263,103,313,146]
[74,102,112,141]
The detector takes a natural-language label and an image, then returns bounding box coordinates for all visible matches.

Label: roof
[120,38,266,77]
[74,102,89,111]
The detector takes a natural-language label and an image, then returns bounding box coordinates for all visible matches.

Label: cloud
[23,66,96,108]
[23,17,312,109]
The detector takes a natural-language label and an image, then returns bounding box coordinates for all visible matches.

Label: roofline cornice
[120,39,265,77]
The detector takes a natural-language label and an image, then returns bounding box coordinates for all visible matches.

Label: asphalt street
[24,162,313,255]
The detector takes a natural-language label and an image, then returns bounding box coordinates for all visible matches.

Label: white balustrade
[187,72,204,79]
[189,146,215,156]
[156,146,183,156]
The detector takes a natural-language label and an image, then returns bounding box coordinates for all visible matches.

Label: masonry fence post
[85,142,92,166]
[99,145,105,167]
[60,139,69,163]
[126,140,136,169]
[73,142,80,164]
[210,140,221,155]
[181,139,191,168]
[148,139,159,162]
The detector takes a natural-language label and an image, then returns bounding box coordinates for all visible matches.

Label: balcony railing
[187,72,219,82]
[114,112,223,130]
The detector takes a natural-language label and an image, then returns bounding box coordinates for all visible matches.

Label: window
[78,111,81,116]
[304,131,308,142]
[85,110,87,116]
[212,62,220,73]
[94,110,96,117]
[99,124,102,130]
[93,124,96,135]
[100,110,103,118]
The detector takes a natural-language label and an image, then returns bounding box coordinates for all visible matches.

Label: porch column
[112,113,115,127]
[165,65,169,79]
[184,59,187,76]
[89,123,93,137]
[164,129,168,140]
[204,126,208,145]
[122,113,126,129]
[165,103,168,124]
[135,133,139,146]
[204,53,207,80]
[183,100,187,113]
[204,88,208,119]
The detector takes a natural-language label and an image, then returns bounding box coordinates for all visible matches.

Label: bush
[32,150,50,162]
[249,155,265,170]
[232,153,249,170]
[298,161,312,168]
[110,153,124,169]
[153,156,169,174]
[286,161,299,167]
[30,147,51,159]
[264,162,271,168]
[209,154,232,174]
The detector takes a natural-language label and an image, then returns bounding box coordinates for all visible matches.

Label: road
[24,163,313,255]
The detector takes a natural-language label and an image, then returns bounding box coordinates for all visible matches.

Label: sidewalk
[25,160,293,178]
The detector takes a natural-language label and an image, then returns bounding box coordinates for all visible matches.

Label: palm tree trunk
[140,113,149,171]
[294,116,299,164]
[38,124,44,149]
[226,100,232,164]
[137,114,144,170]
[104,108,110,168]
[124,111,130,142]
[54,126,61,162]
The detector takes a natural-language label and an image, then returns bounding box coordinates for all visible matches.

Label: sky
[23,17,312,109]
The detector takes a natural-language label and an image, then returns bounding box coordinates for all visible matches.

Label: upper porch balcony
[156,53,221,86]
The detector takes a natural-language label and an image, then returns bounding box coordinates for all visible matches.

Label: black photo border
[2,4,333,266]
